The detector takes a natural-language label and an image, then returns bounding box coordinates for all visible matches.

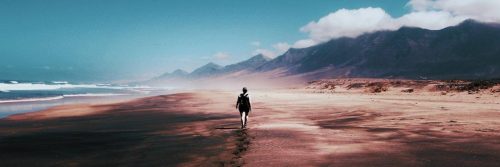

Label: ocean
[0,80,172,118]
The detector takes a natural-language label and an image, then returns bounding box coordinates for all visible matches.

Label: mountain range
[153,20,500,83]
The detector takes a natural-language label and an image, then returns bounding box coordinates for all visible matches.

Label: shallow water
[0,80,174,118]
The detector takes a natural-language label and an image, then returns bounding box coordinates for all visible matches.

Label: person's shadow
[214,123,241,130]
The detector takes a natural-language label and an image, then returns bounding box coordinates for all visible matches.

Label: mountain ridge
[152,19,500,83]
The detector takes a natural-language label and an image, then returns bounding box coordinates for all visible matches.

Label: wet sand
[1,90,499,166]
[0,93,243,166]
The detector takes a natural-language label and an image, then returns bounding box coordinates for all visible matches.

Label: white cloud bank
[300,7,399,42]
[254,0,500,57]
[410,0,500,23]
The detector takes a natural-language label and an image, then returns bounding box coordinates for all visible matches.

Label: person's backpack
[239,93,250,108]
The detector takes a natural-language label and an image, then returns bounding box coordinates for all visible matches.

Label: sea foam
[0,96,65,103]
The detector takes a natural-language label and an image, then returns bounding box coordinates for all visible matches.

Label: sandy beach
[1,87,499,166]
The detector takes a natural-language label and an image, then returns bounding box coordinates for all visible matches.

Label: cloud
[288,0,500,49]
[397,10,467,30]
[252,49,277,58]
[407,0,434,11]
[213,52,231,60]
[292,39,317,48]
[201,52,231,63]
[300,7,399,43]
[419,0,500,22]
[250,41,261,47]
[252,42,292,58]
[293,6,465,48]
[273,42,291,53]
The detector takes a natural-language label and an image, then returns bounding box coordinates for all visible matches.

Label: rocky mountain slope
[154,20,500,83]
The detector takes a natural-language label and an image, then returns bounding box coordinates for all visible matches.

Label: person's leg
[240,111,246,129]
[244,110,249,127]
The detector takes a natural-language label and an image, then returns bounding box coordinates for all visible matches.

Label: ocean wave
[0,96,64,103]
[52,81,69,84]
[0,93,128,104]
[0,82,141,91]
[0,83,100,91]
[63,93,127,97]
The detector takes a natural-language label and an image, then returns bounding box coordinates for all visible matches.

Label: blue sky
[0,0,412,82]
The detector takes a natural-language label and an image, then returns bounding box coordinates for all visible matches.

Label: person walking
[236,87,251,129]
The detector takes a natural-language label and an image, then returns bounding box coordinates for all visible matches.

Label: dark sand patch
[0,93,242,167]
